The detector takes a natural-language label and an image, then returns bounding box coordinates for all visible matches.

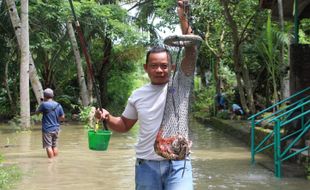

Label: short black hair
[146,46,172,64]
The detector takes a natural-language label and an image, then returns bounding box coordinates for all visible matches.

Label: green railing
[249,87,310,178]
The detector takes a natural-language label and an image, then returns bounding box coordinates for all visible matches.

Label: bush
[191,86,216,120]
[79,106,97,129]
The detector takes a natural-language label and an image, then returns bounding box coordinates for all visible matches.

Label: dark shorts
[42,131,59,148]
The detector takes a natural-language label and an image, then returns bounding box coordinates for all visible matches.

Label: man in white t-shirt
[95,1,197,189]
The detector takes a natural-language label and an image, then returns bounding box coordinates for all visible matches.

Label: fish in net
[154,44,197,161]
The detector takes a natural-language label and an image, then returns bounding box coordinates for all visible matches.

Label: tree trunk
[221,0,249,113]
[277,0,287,100]
[241,61,256,114]
[197,59,205,89]
[67,20,90,106]
[20,0,30,129]
[220,0,257,114]
[6,0,43,103]
[42,51,52,87]
[233,48,249,113]
[205,25,225,95]
[214,56,221,94]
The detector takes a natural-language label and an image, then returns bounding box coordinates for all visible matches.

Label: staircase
[248,87,310,178]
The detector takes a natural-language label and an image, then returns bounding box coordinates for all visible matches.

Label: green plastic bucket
[88,129,112,151]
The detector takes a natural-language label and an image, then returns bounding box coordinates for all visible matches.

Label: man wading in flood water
[35,88,65,159]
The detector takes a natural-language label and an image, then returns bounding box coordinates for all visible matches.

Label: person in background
[231,103,244,119]
[36,88,65,159]
[217,92,226,110]
[215,87,227,111]
[95,1,197,189]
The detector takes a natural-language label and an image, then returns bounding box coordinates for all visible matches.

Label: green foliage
[192,85,216,120]
[254,11,290,103]
[106,45,146,115]
[79,106,94,128]
[0,166,21,190]
[218,66,236,94]
[216,110,230,120]
[79,106,92,123]
[0,11,19,119]
[192,65,237,120]
[0,0,148,120]
[299,19,310,44]
[69,1,147,116]
[192,0,226,39]
[0,155,21,190]
[154,0,177,30]
[30,114,42,125]
[76,0,143,44]
[1,0,309,122]
[0,90,14,119]
[29,0,69,60]
[55,94,80,116]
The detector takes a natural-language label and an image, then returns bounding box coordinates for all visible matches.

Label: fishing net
[154,34,202,160]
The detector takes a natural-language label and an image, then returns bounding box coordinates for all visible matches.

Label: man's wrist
[105,113,110,123]
[179,17,188,23]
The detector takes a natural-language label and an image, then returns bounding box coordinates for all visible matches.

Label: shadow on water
[1,120,310,190]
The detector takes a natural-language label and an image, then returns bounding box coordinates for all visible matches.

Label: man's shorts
[42,131,59,148]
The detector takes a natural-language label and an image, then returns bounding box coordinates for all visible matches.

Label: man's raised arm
[177,0,198,76]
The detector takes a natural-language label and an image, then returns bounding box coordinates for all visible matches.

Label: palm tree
[256,12,289,107]
[131,0,159,43]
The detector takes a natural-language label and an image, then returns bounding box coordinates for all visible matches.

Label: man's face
[144,52,173,85]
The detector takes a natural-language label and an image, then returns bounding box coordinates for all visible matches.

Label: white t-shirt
[122,83,168,160]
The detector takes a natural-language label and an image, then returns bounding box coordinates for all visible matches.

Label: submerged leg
[46,147,55,158]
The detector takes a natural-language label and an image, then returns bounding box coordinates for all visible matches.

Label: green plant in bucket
[79,106,96,129]
[95,122,100,132]
[81,106,112,151]
[88,118,112,151]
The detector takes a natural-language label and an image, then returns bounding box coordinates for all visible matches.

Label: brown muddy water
[1,119,310,190]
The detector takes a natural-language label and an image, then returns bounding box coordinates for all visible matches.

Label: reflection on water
[1,120,310,190]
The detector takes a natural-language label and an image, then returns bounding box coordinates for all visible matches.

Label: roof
[259,0,310,20]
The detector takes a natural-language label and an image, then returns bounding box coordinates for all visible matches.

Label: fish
[154,128,192,160]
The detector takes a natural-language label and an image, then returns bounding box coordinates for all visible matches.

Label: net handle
[164,34,202,47]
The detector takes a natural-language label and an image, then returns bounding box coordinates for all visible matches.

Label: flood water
[1,119,310,190]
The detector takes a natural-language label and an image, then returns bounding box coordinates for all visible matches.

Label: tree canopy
[0,0,309,122]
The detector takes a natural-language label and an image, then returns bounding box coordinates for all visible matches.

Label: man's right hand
[95,108,110,121]
[177,0,189,19]
[177,0,192,35]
